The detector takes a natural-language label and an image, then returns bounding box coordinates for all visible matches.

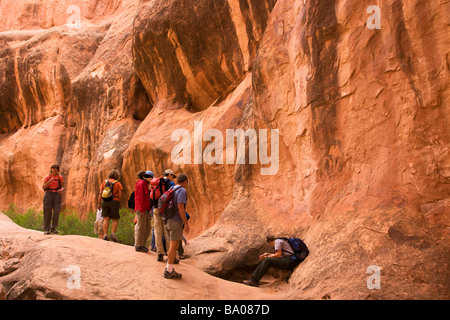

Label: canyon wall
[0,0,448,299]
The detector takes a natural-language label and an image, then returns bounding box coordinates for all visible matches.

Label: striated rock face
[132,0,275,111]
[0,0,449,299]
[0,0,147,214]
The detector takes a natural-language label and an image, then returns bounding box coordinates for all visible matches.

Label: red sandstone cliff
[0,0,449,299]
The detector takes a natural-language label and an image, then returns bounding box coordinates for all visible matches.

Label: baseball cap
[145,170,154,178]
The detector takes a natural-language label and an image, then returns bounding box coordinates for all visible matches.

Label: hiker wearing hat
[134,170,154,252]
[163,169,176,188]
[152,169,176,261]
[42,164,64,234]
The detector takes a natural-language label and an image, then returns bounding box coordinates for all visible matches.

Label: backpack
[102,179,117,202]
[149,177,166,201]
[157,185,182,219]
[277,237,309,269]
[128,191,135,210]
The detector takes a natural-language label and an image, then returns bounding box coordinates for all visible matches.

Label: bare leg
[103,217,110,236]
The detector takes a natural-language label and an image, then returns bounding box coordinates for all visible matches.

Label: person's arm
[259,250,282,260]
[178,203,190,235]
[42,175,51,191]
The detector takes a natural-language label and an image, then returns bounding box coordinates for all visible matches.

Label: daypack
[277,236,309,269]
[102,179,117,202]
[157,185,182,219]
[128,191,135,210]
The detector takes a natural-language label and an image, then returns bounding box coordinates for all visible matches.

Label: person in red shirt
[42,164,64,234]
[134,170,154,252]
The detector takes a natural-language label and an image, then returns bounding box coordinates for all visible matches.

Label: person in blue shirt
[164,173,190,279]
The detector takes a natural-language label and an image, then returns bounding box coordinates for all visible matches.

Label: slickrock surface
[0,213,284,300]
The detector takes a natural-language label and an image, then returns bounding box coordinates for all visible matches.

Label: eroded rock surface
[0,213,282,300]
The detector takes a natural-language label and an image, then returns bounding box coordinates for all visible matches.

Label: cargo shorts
[165,219,183,241]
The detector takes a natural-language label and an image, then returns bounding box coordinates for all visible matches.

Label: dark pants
[43,192,62,231]
[252,256,291,281]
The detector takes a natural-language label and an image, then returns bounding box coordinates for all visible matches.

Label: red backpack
[149,177,166,201]
[158,185,182,219]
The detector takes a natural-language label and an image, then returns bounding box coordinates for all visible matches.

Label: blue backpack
[278,237,309,269]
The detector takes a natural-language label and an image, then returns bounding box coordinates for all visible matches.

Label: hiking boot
[50,228,59,234]
[110,233,119,242]
[164,268,182,279]
[243,277,259,287]
[157,253,164,262]
[103,235,109,241]
[135,246,148,253]
[44,230,51,235]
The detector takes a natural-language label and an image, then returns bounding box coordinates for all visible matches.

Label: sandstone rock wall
[0,0,146,214]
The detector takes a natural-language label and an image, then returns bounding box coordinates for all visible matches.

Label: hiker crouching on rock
[42,164,64,235]
[243,235,294,287]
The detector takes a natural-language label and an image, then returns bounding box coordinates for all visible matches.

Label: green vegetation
[4,204,137,246]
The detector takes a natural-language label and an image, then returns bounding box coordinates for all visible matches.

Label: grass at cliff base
[4,203,137,246]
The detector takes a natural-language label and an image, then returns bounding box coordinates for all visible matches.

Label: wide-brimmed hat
[164,169,176,177]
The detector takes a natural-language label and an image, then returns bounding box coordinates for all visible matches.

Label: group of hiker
[95,168,190,279]
[42,164,190,279]
[42,164,308,284]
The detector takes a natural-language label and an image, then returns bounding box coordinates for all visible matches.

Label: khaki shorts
[165,219,183,241]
